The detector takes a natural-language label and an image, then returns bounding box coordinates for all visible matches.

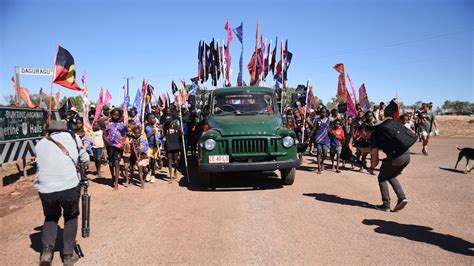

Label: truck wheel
[280,168,295,185]
[199,172,211,187]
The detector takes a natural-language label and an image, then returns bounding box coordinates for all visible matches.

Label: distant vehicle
[197,86,300,186]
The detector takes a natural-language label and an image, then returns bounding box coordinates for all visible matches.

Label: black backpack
[376,119,416,157]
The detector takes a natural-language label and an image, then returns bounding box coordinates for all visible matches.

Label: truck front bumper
[199,159,301,173]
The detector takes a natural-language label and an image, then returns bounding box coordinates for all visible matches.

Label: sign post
[14,67,21,106]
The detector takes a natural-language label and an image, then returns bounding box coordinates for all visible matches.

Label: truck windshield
[213,92,275,115]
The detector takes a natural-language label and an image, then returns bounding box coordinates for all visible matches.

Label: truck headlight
[204,139,216,151]
[282,136,294,148]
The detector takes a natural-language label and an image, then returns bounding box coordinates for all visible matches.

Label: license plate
[209,155,229,164]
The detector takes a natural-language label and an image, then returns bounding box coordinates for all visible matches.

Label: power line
[315,29,473,58]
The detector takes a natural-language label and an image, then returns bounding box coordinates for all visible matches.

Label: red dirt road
[0,137,473,264]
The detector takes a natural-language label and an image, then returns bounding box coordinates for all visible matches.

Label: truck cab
[198,86,300,186]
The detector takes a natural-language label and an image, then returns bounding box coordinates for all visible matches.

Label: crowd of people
[57,96,440,193]
[286,100,438,174]
[63,103,207,191]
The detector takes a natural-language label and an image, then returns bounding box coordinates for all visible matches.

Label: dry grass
[436,115,474,138]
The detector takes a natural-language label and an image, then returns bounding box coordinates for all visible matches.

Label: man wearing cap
[367,100,409,212]
[34,121,89,265]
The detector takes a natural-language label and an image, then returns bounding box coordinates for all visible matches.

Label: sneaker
[150,176,156,184]
[39,245,54,266]
[392,199,408,212]
[145,173,151,182]
[63,253,80,266]
[374,204,391,212]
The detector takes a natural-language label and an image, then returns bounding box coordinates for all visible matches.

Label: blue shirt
[34,132,90,194]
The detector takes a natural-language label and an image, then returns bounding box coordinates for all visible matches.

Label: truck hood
[207,114,282,136]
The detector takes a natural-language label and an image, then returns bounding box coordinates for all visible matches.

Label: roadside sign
[16,66,53,76]
[0,106,46,142]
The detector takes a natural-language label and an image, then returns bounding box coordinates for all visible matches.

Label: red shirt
[331,126,345,142]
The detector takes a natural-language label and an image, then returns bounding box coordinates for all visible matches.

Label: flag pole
[302,79,310,144]
[178,94,190,184]
[280,39,284,114]
[215,40,219,88]
[48,44,59,124]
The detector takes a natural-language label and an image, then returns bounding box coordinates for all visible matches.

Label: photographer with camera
[34,121,89,266]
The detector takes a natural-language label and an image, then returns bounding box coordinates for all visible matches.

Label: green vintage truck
[198,86,300,186]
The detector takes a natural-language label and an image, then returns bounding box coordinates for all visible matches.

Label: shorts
[107,146,123,164]
[147,146,160,159]
[419,131,429,138]
[315,143,330,153]
[357,147,371,154]
[167,151,179,168]
[331,145,342,154]
[92,147,103,160]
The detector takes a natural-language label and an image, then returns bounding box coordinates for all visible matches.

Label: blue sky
[0,0,472,108]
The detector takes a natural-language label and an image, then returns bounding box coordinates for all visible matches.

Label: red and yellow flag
[53,46,82,91]
[333,63,347,104]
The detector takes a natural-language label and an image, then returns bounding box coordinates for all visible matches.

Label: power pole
[123,76,133,105]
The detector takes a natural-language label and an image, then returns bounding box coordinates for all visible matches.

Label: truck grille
[232,139,267,154]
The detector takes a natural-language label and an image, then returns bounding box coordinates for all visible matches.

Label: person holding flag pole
[178,85,190,184]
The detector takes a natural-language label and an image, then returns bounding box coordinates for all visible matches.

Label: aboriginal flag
[53,46,82,91]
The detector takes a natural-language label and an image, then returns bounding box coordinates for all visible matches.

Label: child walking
[131,125,150,188]
[105,108,127,190]
[313,108,331,174]
[91,121,105,177]
[330,118,345,173]
[145,113,162,183]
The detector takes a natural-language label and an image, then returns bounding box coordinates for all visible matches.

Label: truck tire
[280,168,295,185]
[199,172,212,187]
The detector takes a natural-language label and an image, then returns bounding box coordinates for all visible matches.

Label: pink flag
[345,87,357,118]
[224,19,233,82]
[103,89,112,106]
[93,88,104,124]
[346,74,358,104]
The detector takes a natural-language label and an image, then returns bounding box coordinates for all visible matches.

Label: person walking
[367,102,415,212]
[34,121,89,265]
[418,102,438,156]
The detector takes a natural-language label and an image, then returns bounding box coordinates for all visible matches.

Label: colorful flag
[333,63,347,104]
[263,40,271,80]
[11,76,35,107]
[58,98,73,118]
[270,37,277,75]
[19,87,35,108]
[224,19,233,83]
[307,86,318,110]
[358,83,370,112]
[81,71,92,131]
[104,89,112,106]
[233,22,243,86]
[93,88,104,124]
[247,47,263,85]
[251,21,259,85]
[345,87,357,117]
[171,80,178,94]
[346,74,358,104]
[275,40,292,83]
[122,84,129,124]
[53,46,82,91]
